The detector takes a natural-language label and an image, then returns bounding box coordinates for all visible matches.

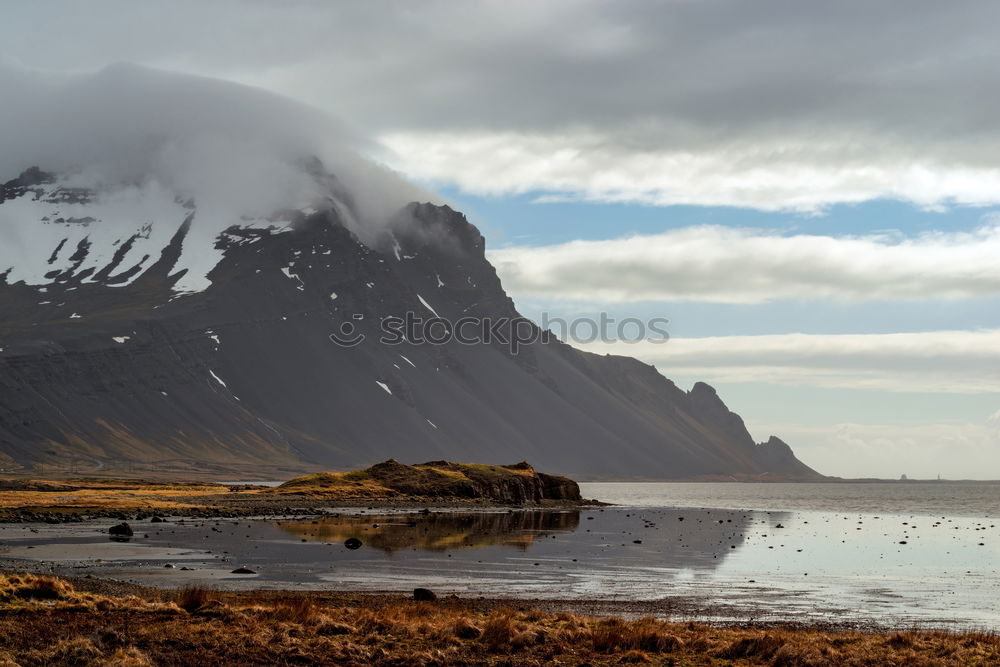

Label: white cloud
[488,224,1000,304]
[574,330,1000,393]
[382,130,1000,211]
[0,62,425,222]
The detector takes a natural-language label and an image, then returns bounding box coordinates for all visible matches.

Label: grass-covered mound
[269,459,581,503]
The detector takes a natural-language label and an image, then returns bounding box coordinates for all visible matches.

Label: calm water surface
[2,482,998,628]
[582,481,1000,517]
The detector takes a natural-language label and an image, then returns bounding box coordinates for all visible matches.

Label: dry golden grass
[0,479,234,513]
[0,573,183,615]
[269,471,397,497]
[0,573,998,665]
[175,585,214,613]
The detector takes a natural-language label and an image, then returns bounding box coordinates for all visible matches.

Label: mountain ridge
[0,166,822,480]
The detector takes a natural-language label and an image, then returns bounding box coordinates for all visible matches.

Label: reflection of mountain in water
[278,510,581,553]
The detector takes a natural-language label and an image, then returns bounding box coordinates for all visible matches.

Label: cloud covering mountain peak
[0,62,429,291]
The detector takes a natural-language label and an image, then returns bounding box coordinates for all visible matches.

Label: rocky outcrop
[537,472,583,500]
[754,436,817,479]
[272,459,583,504]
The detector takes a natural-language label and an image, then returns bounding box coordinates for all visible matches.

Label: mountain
[0,164,821,480]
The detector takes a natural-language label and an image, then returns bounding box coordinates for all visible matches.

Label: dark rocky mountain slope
[0,166,821,480]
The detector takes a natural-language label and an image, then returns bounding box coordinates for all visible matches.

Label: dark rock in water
[413,588,437,602]
[344,537,362,550]
[108,522,133,537]
[231,567,256,574]
[151,516,166,523]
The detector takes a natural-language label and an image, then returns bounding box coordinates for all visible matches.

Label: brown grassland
[0,474,452,519]
[0,461,581,521]
[0,573,997,666]
[0,479,228,515]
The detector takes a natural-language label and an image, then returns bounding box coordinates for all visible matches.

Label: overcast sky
[3,0,999,478]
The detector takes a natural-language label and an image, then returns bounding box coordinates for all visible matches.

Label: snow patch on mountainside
[417,294,440,317]
[0,172,322,293]
[0,178,184,286]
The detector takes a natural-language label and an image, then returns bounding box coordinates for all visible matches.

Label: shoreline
[0,497,601,525]
[0,475,604,524]
[3,477,998,643]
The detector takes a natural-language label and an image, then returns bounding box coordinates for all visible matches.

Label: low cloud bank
[0,61,426,227]
[489,224,1000,304]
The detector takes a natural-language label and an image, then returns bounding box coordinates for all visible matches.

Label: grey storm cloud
[5,0,993,136]
[5,0,1000,210]
[4,1,997,135]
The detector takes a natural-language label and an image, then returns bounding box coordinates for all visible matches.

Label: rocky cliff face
[0,165,821,480]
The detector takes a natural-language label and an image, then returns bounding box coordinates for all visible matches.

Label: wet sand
[2,504,997,630]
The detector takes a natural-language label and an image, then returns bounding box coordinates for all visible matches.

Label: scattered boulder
[413,587,437,602]
[537,472,582,501]
[108,522,133,537]
[231,567,257,574]
[344,537,362,550]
